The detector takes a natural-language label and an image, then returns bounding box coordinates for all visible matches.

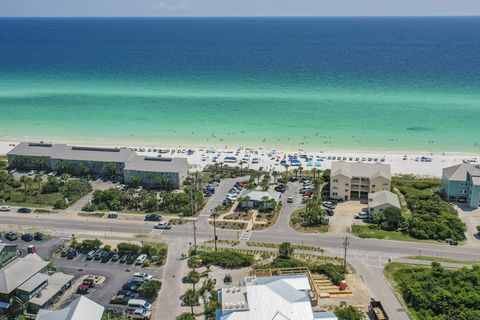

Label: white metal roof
[36,296,104,320]
[241,190,281,202]
[221,275,315,320]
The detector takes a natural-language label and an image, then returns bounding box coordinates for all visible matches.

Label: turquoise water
[1,18,480,152]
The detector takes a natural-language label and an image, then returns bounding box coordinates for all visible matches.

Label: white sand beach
[1,140,478,178]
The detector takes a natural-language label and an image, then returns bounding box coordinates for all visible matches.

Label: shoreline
[1,139,478,178]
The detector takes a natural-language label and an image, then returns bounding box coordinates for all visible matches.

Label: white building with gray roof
[368,190,401,215]
[330,162,391,201]
[7,142,188,188]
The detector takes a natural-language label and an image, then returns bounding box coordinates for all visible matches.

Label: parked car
[287,195,294,203]
[133,273,153,282]
[324,208,335,216]
[445,238,458,245]
[101,251,114,262]
[125,308,151,320]
[110,295,129,305]
[21,233,34,242]
[154,222,172,230]
[126,255,138,265]
[322,201,336,209]
[66,248,78,259]
[128,299,152,311]
[355,212,370,220]
[93,250,104,260]
[4,232,18,241]
[274,185,286,193]
[33,232,44,241]
[60,247,70,257]
[117,289,136,299]
[0,206,11,212]
[86,250,96,260]
[107,212,118,218]
[135,254,147,265]
[111,252,120,261]
[18,207,32,214]
[119,255,128,263]
[144,214,162,221]
[76,284,90,294]
[82,278,96,288]
[122,281,142,293]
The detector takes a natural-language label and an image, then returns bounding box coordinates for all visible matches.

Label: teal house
[441,164,480,209]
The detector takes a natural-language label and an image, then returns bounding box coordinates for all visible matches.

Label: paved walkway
[156,239,189,320]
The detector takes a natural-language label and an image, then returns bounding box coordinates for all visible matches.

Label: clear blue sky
[0,0,479,17]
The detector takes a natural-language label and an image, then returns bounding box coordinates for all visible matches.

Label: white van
[135,254,147,265]
[128,299,152,311]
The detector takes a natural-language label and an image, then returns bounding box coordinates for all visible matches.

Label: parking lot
[55,251,164,306]
[328,201,366,233]
[1,233,164,309]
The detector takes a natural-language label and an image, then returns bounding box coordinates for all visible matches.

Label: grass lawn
[5,191,64,208]
[290,209,329,233]
[351,224,444,244]
[404,255,480,265]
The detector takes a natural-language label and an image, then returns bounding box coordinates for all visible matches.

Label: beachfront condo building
[441,163,480,209]
[7,142,189,189]
[330,162,391,201]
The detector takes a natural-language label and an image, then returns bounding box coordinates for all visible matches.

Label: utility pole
[193,220,197,253]
[213,213,218,251]
[342,236,350,273]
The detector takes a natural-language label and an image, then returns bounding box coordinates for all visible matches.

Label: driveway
[455,204,480,246]
[329,201,366,234]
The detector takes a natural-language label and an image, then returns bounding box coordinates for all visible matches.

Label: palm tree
[239,161,246,173]
[19,176,28,192]
[261,195,270,209]
[34,174,42,191]
[183,289,199,315]
[312,168,317,179]
[284,164,290,176]
[186,270,200,291]
[293,168,299,180]
[272,170,278,184]
[298,166,303,179]
[61,173,69,183]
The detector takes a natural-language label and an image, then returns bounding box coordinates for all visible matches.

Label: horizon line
[1,15,480,18]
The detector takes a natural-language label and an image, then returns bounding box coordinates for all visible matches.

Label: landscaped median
[290,208,329,233]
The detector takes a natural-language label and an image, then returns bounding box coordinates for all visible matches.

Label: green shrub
[139,280,162,300]
[392,262,480,319]
[310,263,346,285]
[334,305,365,320]
[198,250,253,268]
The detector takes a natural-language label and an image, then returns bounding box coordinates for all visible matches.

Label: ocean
[1,17,480,152]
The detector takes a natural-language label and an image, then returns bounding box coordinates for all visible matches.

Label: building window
[333,179,338,183]
[333,192,338,196]
[372,185,376,188]
[345,183,349,186]
[345,189,349,192]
